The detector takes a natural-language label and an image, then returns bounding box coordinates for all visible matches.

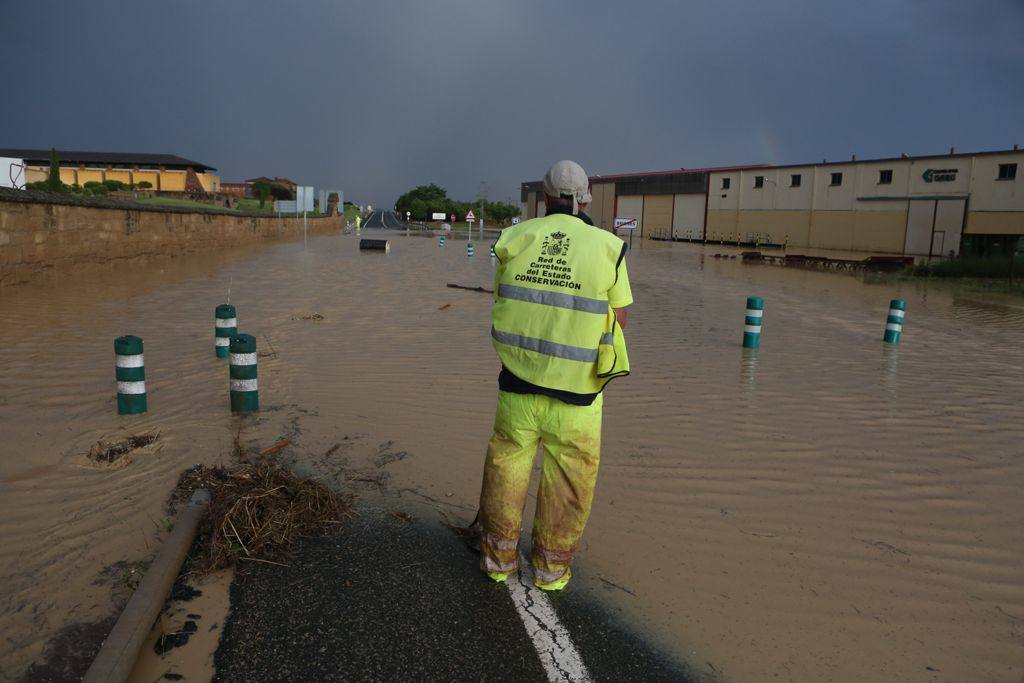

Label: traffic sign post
[614,217,639,249]
[465,210,475,239]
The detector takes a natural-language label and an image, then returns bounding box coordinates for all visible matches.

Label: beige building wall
[58,168,78,185]
[812,164,858,210]
[706,209,737,239]
[642,195,672,237]
[133,170,159,188]
[524,192,537,220]
[965,212,1024,235]
[587,184,603,227]
[907,157,972,196]
[106,169,132,184]
[615,195,643,234]
[77,169,104,185]
[591,182,615,230]
[24,167,46,184]
[969,152,1024,212]
[856,160,911,198]
[159,170,186,191]
[707,172,740,211]
[851,208,908,253]
[737,210,812,247]
[198,173,220,192]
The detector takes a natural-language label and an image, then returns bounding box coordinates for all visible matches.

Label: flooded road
[1,230,1022,681]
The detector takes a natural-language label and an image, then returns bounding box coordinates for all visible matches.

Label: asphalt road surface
[214,509,693,682]
[362,210,406,230]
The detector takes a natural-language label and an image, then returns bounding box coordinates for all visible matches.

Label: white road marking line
[506,558,591,682]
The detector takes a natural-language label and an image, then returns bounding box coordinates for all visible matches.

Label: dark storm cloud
[2,0,1022,206]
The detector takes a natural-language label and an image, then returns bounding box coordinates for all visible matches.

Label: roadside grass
[134,197,238,212]
[236,198,274,212]
[912,255,1021,278]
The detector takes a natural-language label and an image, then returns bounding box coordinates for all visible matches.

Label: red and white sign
[614,217,638,232]
[465,210,476,222]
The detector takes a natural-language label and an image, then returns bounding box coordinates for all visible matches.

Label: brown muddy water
[2,230,1023,681]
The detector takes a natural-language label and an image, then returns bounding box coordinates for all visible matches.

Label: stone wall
[0,188,343,286]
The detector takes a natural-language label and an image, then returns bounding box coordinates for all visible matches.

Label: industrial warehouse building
[521,147,1023,257]
[0,149,220,193]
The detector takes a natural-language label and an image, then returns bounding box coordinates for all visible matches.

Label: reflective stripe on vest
[496,284,607,315]
[492,326,603,363]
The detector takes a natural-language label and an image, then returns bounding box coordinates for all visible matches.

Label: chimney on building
[949,147,955,155]
[851,154,857,161]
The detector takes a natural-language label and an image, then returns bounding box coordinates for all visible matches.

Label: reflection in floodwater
[0,233,1022,682]
[739,347,758,399]
[880,344,899,395]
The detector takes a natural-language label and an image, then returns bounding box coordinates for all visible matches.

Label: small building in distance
[0,149,220,192]
[245,176,298,194]
[521,146,1024,258]
[220,181,252,198]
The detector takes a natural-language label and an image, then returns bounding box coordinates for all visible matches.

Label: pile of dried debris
[175,458,352,573]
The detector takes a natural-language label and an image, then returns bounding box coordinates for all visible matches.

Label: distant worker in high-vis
[475,160,632,591]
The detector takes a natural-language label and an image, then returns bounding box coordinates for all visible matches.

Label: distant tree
[408,198,428,220]
[136,181,153,189]
[47,148,64,192]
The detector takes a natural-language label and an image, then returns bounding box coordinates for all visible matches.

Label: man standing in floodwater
[475,160,632,591]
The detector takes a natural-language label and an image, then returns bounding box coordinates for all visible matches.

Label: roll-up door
[933,199,965,257]
[672,193,706,239]
[642,195,673,238]
[904,200,934,256]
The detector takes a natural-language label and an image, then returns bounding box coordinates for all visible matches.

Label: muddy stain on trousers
[478,390,603,584]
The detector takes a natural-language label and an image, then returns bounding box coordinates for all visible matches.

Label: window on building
[879,169,893,184]
[998,163,1018,180]
[721,177,731,190]
[830,172,843,186]
[754,176,764,188]
[791,174,801,187]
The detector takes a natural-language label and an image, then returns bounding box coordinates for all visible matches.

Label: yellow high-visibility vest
[491,213,630,395]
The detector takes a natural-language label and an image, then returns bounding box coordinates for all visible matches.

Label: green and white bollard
[467,242,474,257]
[229,333,259,413]
[439,235,445,247]
[742,296,764,349]
[214,304,236,359]
[115,335,147,415]
[883,299,905,344]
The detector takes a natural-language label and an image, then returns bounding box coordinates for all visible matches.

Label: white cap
[543,160,592,213]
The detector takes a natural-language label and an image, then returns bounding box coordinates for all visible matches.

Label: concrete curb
[83,489,211,683]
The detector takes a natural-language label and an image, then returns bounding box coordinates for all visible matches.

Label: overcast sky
[2,0,1022,206]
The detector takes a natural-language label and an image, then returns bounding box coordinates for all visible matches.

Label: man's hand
[614,307,628,330]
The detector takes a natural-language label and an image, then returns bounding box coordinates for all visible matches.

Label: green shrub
[136,180,152,188]
[83,188,93,196]
[91,184,109,195]
[102,179,127,191]
[913,256,1018,278]
[83,181,103,189]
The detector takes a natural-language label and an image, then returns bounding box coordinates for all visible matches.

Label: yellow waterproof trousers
[478,390,603,585]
